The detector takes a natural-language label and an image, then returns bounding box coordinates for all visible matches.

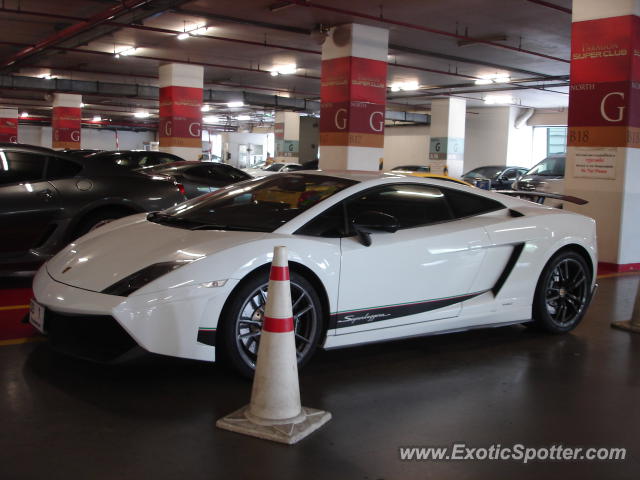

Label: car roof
[0,142,82,161]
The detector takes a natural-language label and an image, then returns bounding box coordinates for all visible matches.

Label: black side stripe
[197,329,216,346]
[330,291,487,329]
[492,243,525,296]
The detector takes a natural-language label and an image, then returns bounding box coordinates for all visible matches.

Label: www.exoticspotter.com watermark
[399,444,627,464]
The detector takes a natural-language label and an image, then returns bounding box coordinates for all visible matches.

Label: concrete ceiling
[0,0,573,126]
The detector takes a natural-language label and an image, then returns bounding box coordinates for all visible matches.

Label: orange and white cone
[216,246,331,444]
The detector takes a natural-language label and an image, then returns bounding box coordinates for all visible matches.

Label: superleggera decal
[330,291,487,329]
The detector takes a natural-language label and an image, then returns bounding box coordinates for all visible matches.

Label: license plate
[29,299,46,333]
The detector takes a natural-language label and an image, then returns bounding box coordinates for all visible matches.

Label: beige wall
[383,125,430,170]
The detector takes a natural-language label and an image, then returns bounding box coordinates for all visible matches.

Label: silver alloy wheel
[544,258,588,326]
[234,280,319,370]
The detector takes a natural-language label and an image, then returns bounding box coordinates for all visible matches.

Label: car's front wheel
[219,270,324,378]
[532,250,591,333]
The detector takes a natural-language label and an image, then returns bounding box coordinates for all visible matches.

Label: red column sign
[568,15,640,148]
[159,86,202,148]
[52,106,81,149]
[320,56,387,148]
[0,117,17,143]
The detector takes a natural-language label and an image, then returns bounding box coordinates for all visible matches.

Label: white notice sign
[573,148,617,179]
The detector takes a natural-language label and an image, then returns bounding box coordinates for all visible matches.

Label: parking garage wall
[17,125,156,151]
[383,125,430,170]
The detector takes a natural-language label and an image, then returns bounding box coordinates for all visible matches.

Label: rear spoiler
[494,190,589,206]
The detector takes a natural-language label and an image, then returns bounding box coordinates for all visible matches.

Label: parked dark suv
[0,143,186,275]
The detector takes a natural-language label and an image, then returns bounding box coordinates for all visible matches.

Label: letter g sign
[600,92,625,123]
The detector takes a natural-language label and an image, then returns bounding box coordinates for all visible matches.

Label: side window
[503,169,518,181]
[210,164,249,181]
[156,154,181,165]
[296,203,346,238]
[46,157,83,180]
[185,165,212,178]
[346,184,453,229]
[112,154,134,167]
[441,187,505,219]
[0,151,46,185]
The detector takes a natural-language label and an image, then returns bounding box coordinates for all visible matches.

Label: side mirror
[352,210,399,247]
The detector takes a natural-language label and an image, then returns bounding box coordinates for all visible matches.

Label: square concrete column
[52,93,82,149]
[428,98,466,177]
[565,0,640,270]
[319,23,389,171]
[159,63,203,161]
[275,111,300,163]
[0,108,18,143]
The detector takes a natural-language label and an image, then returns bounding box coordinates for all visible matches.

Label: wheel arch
[217,260,332,344]
[549,243,595,283]
[69,203,141,240]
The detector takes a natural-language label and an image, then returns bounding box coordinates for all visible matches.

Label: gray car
[0,143,186,276]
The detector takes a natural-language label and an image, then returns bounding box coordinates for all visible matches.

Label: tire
[219,269,324,378]
[73,209,131,238]
[532,250,591,333]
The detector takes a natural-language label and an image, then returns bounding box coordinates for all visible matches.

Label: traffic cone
[612,281,640,334]
[216,246,331,444]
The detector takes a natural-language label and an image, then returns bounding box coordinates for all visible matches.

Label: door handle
[39,189,54,201]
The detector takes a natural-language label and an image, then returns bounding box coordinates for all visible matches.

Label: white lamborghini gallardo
[31,171,597,377]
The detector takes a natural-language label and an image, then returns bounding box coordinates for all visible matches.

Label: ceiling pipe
[0,7,485,82]
[287,0,570,63]
[0,0,154,69]
[526,0,571,14]
[36,66,319,97]
[0,41,321,82]
[176,7,556,78]
[1,7,562,81]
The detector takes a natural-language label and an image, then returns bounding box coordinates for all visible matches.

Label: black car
[86,150,185,169]
[138,161,252,199]
[461,165,529,190]
[0,143,186,275]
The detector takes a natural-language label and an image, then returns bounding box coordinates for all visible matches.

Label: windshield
[525,156,565,177]
[152,173,357,232]
[464,166,503,179]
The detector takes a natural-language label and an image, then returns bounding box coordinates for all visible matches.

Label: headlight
[102,261,189,296]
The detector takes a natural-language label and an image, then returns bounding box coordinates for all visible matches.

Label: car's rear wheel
[532,251,591,333]
[219,270,323,378]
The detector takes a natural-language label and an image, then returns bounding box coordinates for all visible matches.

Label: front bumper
[33,265,239,363]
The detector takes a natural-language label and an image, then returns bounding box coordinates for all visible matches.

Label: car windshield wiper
[147,212,203,228]
[187,223,263,232]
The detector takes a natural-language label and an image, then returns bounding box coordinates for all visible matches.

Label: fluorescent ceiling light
[177,32,189,40]
[134,111,150,118]
[114,46,137,58]
[20,112,29,118]
[227,101,244,108]
[92,116,102,122]
[203,115,220,124]
[270,63,297,76]
[475,74,511,85]
[389,81,419,92]
[236,115,251,121]
[201,104,210,112]
[484,94,514,105]
[190,26,209,36]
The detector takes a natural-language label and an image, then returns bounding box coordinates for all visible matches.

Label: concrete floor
[0,275,639,480]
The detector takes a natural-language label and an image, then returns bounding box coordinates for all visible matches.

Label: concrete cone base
[611,320,640,334]
[216,405,332,444]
